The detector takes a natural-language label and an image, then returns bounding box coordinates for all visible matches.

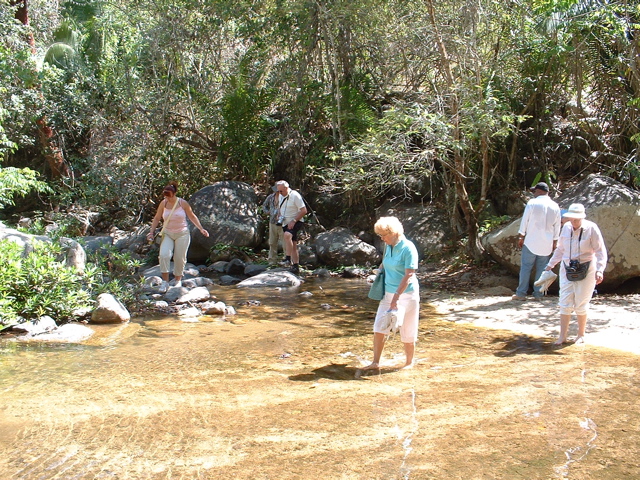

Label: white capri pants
[373,290,420,343]
[159,230,191,277]
[558,261,597,316]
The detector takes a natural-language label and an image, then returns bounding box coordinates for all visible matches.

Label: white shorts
[373,290,420,343]
[558,261,597,316]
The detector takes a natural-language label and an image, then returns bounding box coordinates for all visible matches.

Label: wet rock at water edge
[91,293,131,324]
[176,287,211,304]
[177,306,201,321]
[236,271,304,288]
[15,323,95,343]
[201,301,228,315]
[220,275,243,285]
[11,316,57,335]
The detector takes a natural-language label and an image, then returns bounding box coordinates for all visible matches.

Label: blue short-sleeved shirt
[382,236,419,294]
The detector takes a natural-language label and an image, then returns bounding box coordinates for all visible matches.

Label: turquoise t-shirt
[382,236,419,294]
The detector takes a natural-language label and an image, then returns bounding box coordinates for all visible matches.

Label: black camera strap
[279,195,289,212]
[569,227,583,261]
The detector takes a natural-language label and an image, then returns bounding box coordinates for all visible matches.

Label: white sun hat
[562,203,586,219]
[534,270,558,294]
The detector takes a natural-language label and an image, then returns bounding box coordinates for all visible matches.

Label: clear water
[1,278,639,479]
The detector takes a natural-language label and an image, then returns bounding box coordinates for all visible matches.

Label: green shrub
[0,240,144,326]
[17,211,91,239]
[0,240,91,324]
[83,246,144,307]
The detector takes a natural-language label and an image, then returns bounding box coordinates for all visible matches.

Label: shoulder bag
[368,248,386,301]
[154,198,180,245]
[564,227,590,281]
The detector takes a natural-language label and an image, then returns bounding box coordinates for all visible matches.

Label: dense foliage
[0,0,638,252]
[0,239,142,325]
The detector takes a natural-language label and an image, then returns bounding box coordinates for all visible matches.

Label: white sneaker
[173,280,182,288]
[158,281,169,293]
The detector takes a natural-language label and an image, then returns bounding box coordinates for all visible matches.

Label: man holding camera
[275,180,307,275]
[514,182,561,301]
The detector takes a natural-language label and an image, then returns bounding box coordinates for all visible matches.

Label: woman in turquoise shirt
[363,216,420,370]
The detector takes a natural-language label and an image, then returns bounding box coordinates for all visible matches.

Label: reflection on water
[1,278,639,479]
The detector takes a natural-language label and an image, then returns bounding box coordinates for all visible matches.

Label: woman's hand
[595,272,604,285]
[200,228,210,238]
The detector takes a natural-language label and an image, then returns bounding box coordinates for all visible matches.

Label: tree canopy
[1,0,638,255]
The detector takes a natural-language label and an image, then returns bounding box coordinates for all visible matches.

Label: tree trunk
[12,0,70,180]
[425,0,484,261]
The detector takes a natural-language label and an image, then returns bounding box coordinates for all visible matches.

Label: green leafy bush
[0,240,144,326]
[0,240,91,324]
[0,167,52,209]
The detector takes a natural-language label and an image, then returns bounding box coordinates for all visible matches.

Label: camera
[567,259,580,272]
[276,215,285,226]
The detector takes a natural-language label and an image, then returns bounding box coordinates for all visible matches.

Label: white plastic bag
[380,306,405,334]
[533,270,558,295]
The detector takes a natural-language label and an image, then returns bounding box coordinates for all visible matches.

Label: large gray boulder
[313,227,381,267]
[187,181,263,262]
[81,235,113,254]
[377,203,453,259]
[483,174,640,291]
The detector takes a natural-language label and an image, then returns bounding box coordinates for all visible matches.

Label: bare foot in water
[399,362,414,370]
[361,363,380,371]
[553,338,568,346]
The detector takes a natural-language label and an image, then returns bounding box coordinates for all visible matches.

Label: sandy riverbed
[426,291,640,355]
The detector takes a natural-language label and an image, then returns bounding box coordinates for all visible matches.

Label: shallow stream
[1,278,639,479]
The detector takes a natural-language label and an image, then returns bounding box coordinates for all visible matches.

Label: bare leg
[161,272,170,282]
[283,232,293,258]
[290,241,299,264]
[401,342,415,369]
[363,332,386,370]
[575,314,587,344]
[554,314,571,345]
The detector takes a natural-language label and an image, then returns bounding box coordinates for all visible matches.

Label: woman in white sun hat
[543,203,607,345]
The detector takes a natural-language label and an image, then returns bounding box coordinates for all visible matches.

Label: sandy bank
[426,291,640,355]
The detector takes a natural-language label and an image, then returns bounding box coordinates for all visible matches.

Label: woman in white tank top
[147,182,209,293]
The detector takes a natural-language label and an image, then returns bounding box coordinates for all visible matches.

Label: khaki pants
[159,230,191,277]
[268,222,284,263]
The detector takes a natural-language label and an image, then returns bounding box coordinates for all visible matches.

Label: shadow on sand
[288,363,402,381]
[491,333,575,357]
